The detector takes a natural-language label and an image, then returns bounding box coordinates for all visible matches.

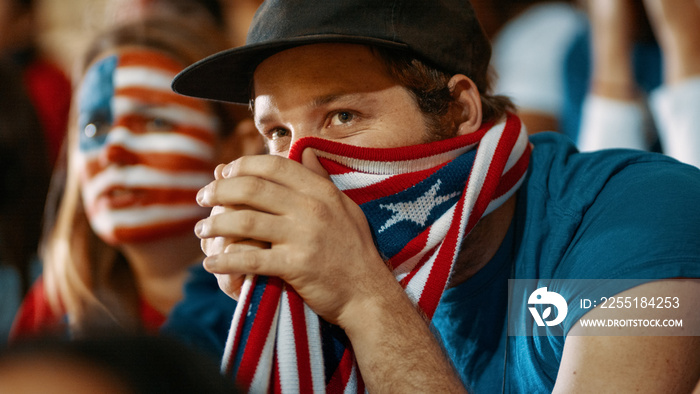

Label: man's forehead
[253,44,390,86]
[251,44,395,112]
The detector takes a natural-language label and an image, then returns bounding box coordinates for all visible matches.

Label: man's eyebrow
[255,92,365,128]
[310,93,342,108]
[309,92,363,109]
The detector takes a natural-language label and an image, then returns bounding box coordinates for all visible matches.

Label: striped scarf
[222,113,530,393]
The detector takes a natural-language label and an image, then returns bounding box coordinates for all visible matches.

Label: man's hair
[372,46,515,141]
[247,44,515,141]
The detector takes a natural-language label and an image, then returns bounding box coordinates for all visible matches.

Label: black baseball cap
[171,0,491,104]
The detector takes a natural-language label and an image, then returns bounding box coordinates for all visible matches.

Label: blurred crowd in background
[1,0,698,391]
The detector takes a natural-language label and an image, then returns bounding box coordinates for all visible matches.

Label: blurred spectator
[576,0,700,168]
[9,15,262,358]
[569,0,662,151]
[479,0,700,168]
[0,334,240,393]
[104,0,227,31]
[479,0,588,134]
[223,0,263,47]
[0,0,71,166]
[0,58,51,344]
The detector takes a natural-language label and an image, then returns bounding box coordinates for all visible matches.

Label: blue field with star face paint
[78,55,117,151]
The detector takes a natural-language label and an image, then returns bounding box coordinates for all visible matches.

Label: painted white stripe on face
[112,96,220,132]
[80,126,215,161]
[89,204,208,236]
[114,67,176,92]
[81,164,212,208]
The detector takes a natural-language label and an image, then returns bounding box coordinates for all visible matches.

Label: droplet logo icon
[528,287,568,327]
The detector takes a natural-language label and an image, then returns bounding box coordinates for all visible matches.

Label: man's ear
[216,118,266,163]
[449,74,482,136]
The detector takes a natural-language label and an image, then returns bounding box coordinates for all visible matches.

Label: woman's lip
[97,187,143,209]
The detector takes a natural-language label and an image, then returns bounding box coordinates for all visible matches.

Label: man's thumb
[301,148,330,179]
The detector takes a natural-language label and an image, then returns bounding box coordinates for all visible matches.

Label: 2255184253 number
[599,296,680,309]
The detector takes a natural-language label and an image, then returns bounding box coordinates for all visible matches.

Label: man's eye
[147,117,174,131]
[270,128,290,140]
[330,111,354,126]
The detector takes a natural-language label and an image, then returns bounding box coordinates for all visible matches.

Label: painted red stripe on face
[83,148,214,179]
[115,86,210,113]
[100,187,199,206]
[85,188,202,217]
[111,217,201,244]
[113,114,217,144]
[118,49,185,74]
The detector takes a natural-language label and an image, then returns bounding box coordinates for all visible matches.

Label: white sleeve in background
[650,77,700,168]
[577,94,651,152]
[492,3,587,116]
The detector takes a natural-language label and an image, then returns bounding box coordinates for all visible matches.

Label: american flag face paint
[76,49,219,245]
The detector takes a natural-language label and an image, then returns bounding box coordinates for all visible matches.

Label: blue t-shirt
[161,264,238,360]
[432,132,700,393]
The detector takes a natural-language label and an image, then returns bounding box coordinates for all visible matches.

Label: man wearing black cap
[175,0,700,392]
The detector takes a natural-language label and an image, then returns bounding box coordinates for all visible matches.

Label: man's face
[76,48,219,245]
[252,43,433,156]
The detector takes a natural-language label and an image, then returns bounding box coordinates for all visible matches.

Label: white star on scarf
[377,180,459,233]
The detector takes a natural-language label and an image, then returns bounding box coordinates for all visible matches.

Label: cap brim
[171,34,409,104]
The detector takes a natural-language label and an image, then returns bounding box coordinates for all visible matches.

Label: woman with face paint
[8,16,261,351]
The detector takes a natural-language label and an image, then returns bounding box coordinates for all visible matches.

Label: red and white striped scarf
[222,113,530,393]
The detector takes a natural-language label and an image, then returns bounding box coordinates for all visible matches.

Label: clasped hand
[194,149,393,327]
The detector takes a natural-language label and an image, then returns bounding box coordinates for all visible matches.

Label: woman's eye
[330,111,354,126]
[147,117,174,131]
[269,128,289,140]
[83,121,110,138]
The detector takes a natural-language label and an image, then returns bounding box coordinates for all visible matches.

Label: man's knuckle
[240,252,262,271]
[253,155,272,173]
[236,211,257,233]
[306,198,330,218]
[241,177,265,199]
[235,155,253,171]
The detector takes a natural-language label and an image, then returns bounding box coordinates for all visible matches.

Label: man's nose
[286,125,315,156]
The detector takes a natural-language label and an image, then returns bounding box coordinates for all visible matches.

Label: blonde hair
[42,16,235,335]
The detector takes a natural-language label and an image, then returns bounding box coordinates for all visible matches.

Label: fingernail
[194,220,204,236]
[196,188,206,205]
[223,164,232,177]
[214,164,226,180]
[203,256,218,270]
